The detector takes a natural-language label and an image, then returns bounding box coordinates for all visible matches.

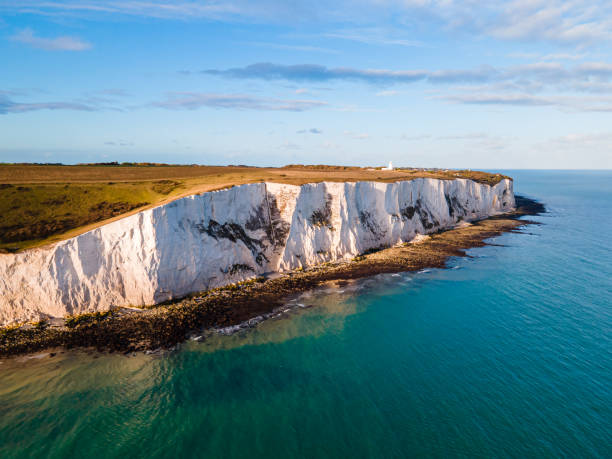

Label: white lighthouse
[382,161,393,171]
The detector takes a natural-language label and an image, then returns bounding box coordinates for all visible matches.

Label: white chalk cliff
[0,178,515,325]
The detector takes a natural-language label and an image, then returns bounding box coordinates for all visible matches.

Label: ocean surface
[1,170,611,458]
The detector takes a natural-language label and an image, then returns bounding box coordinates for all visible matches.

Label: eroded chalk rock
[0,178,514,324]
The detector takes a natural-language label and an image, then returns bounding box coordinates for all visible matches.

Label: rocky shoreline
[0,196,544,358]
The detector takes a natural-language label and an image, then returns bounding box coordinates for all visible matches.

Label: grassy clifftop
[0,164,510,252]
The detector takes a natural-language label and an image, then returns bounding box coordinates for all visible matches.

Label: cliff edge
[0,178,514,325]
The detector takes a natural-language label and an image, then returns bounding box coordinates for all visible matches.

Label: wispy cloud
[442,93,554,107]
[343,130,369,139]
[199,61,612,113]
[5,1,612,46]
[0,94,99,114]
[484,0,612,45]
[1,1,239,20]
[535,132,612,164]
[92,88,130,97]
[243,42,338,54]
[150,92,327,111]
[0,87,129,114]
[104,140,134,147]
[437,132,513,151]
[548,132,612,144]
[201,62,492,84]
[1,90,327,115]
[441,93,612,112]
[322,28,424,47]
[401,133,510,149]
[10,28,91,51]
[297,128,322,134]
[202,61,612,90]
[76,88,131,107]
[401,134,431,141]
[0,88,41,97]
[280,141,300,150]
[437,133,489,140]
[509,52,588,61]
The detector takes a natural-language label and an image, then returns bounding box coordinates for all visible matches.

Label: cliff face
[0,178,514,325]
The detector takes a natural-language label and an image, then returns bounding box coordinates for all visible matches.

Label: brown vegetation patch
[152,180,180,194]
[0,200,148,247]
[88,201,149,220]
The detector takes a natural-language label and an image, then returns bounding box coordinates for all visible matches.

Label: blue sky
[1,1,612,168]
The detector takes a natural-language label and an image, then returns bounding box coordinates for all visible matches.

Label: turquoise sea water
[1,170,611,458]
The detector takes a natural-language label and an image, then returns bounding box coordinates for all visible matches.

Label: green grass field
[0,164,508,252]
[0,180,184,251]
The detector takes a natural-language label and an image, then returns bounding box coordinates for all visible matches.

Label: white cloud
[491,0,612,44]
[440,92,612,112]
[323,27,424,47]
[437,133,489,140]
[150,92,327,111]
[205,61,612,88]
[534,132,612,167]
[6,1,612,46]
[1,89,327,114]
[104,140,134,147]
[509,52,587,61]
[551,132,612,144]
[297,128,323,134]
[0,93,100,113]
[541,53,588,61]
[401,134,431,141]
[322,141,340,149]
[243,41,338,54]
[2,1,239,20]
[343,130,369,139]
[442,93,554,106]
[10,28,91,51]
[280,141,301,150]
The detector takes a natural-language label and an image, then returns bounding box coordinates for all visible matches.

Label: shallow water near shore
[1,170,611,458]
